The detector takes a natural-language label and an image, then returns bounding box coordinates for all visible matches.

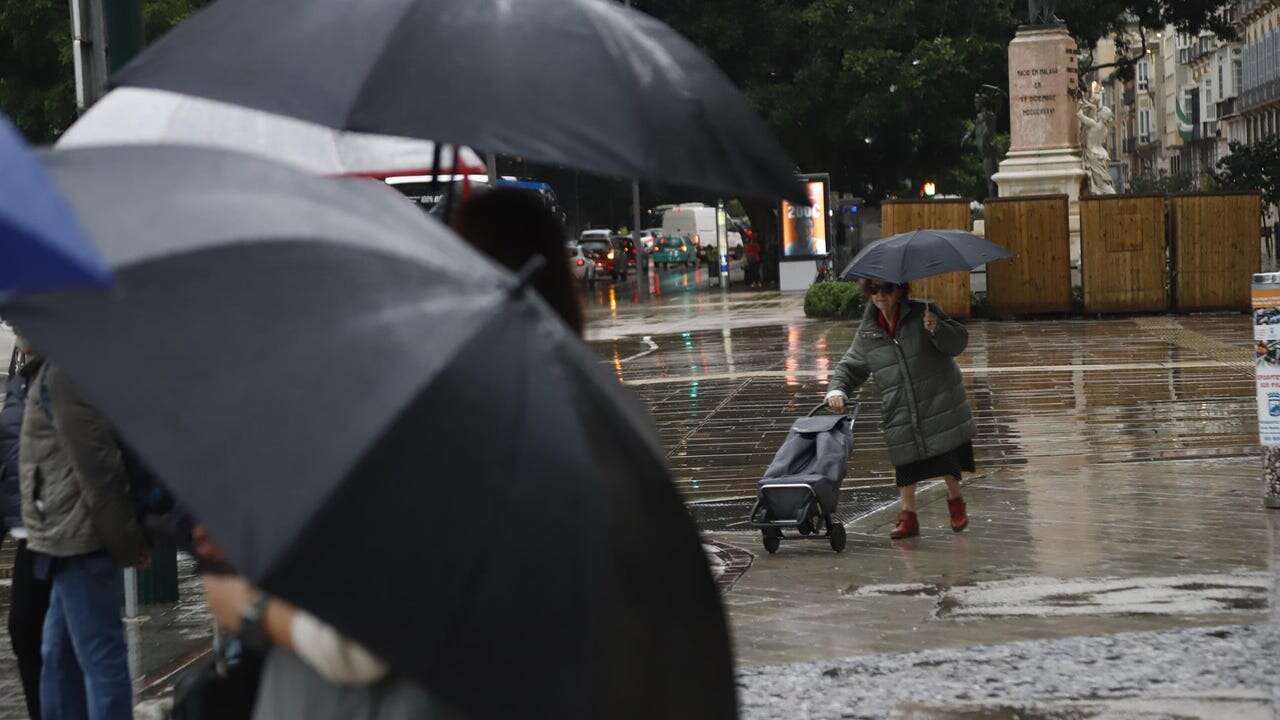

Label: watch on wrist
[238,593,270,652]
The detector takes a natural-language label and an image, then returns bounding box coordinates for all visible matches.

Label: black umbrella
[3,145,734,720]
[841,229,1015,284]
[112,0,803,202]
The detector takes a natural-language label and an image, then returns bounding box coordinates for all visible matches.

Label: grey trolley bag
[749,402,857,553]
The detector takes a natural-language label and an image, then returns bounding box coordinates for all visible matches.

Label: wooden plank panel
[1172,192,1261,312]
[985,195,1071,315]
[1079,195,1167,314]
[880,199,972,318]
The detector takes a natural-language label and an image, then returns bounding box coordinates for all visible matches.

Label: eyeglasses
[865,282,898,296]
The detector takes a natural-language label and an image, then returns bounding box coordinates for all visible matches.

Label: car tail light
[576,259,585,266]
[607,251,615,260]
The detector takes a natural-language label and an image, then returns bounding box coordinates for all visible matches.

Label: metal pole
[69,0,108,111]
[123,567,138,618]
[621,0,647,296]
[633,180,646,294]
[717,200,729,289]
[486,152,499,186]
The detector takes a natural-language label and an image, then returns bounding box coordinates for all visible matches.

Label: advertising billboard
[782,175,830,257]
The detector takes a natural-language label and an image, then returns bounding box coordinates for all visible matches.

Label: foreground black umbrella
[113,0,803,202]
[841,229,1015,284]
[4,146,733,720]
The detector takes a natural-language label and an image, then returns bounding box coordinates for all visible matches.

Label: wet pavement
[0,554,211,719]
[0,276,1275,717]
[585,277,1277,717]
[739,622,1279,719]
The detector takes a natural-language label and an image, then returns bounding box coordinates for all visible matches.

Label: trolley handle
[807,400,859,418]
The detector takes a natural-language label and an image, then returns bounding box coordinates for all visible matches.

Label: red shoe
[948,496,969,533]
[889,511,919,539]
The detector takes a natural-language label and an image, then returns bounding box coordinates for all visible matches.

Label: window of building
[1139,108,1152,142]
[1138,60,1150,92]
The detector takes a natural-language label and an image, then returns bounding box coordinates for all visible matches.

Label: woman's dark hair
[452,187,584,335]
[857,278,911,297]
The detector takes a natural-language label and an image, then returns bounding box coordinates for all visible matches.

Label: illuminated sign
[781,176,830,257]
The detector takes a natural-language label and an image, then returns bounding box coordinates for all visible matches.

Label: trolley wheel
[762,529,781,554]
[797,518,813,536]
[829,521,847,553]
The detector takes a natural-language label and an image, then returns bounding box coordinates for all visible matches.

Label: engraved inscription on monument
[1007,28,1079,152]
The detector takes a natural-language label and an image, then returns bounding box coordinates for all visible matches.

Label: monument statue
[1027,0,1062,25]
[1077,95,1117,195]
[963,94,1000,198]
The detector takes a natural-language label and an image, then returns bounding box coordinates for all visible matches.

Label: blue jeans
[40,553,132,720]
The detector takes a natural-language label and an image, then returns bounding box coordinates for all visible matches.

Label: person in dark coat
[1,338,52,719]
[825,280,975,539]
[451,186,585,336]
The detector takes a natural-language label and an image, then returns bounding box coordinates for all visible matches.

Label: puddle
[896,694,1274,720]
[852,574,1269,618]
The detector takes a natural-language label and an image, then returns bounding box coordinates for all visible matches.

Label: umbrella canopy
[841,229,1015,284]
[112,0,803,201]
[58,87,486,178]
[3,145,733,720]
[0,115,109,294]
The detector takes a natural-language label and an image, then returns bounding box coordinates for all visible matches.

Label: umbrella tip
[510,256,546,298]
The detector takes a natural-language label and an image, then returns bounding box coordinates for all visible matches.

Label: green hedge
[804,281,866,319]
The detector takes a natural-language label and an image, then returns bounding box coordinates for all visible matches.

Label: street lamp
[922,180,937,198]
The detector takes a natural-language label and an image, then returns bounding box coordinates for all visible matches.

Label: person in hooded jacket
[825,279,974,539]
[0,337,52,719]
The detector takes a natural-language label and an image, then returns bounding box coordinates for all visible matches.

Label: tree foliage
[0,0,205,143]
[637,0,1236,201]
[638,0,1016,201]
[1214,136,1280,208]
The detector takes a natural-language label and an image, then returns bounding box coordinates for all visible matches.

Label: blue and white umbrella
[0,114,110,293]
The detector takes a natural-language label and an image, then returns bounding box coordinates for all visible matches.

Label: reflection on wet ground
[590,315,1258,514]
[0,556,211,718]
[588,287,1275,717]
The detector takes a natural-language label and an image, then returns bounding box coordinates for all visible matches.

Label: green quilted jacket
[826,299,974,467]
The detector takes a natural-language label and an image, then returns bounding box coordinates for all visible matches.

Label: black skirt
[894,441,975,487]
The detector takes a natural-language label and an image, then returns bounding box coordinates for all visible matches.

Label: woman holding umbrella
[824,279,974,539]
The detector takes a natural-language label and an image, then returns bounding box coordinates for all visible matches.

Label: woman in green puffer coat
[825,279,975,539]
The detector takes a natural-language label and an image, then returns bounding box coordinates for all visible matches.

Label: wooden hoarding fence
[1079,194,1168,314]
[983,195,1071,315]
[1171,192,1262,312]
[880,199,972,318]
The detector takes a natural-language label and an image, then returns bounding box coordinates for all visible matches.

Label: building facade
[1094,2,1280,190]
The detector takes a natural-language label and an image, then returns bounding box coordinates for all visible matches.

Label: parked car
[580,229,613,245]
[640,228,663,253]
[567,243,595,282]
[652,235,696,267]
[583,244,616,281]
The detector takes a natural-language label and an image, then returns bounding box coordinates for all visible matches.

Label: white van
[661,204,742,250]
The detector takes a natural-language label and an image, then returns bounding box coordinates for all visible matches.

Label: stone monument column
[992,25,1088,263]
[993,26,1086,199]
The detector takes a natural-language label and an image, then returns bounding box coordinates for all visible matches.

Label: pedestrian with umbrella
[826,230,1013,539]
[107,0,803,203]
[3,145,735,720]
